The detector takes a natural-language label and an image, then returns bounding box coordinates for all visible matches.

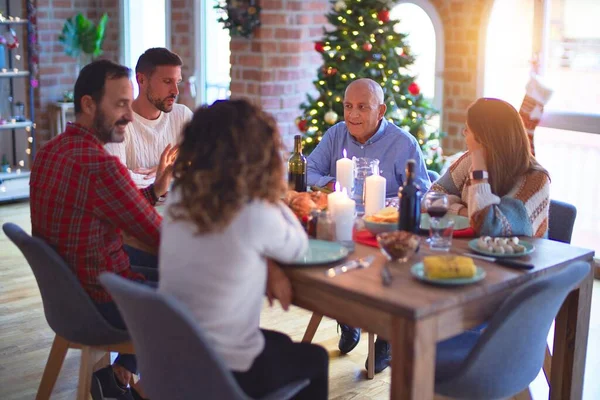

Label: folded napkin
[353,229,379,248]
[453,227,476,238]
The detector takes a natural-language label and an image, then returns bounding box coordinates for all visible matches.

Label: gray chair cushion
[2,223,129,345]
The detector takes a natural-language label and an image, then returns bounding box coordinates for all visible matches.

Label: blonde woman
[158,99,328,399]
[430,98,550,237]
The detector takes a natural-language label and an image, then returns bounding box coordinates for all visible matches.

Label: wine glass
[422,192,450,250]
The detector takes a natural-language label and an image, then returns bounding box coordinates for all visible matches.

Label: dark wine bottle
[398,159,422,233]
[288,135,307,192]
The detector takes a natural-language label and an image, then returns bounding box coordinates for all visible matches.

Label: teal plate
[468,239,535,258]
[294,239,349,265]
[411,262,486,286]
[420,214,471,231]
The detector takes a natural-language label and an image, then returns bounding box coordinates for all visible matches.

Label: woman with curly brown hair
[158,99,329,399]
[429,97,550,237]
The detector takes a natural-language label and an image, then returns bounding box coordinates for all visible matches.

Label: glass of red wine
[422,192,450,249]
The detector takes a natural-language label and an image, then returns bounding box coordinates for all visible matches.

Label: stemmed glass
[422,192,450,249]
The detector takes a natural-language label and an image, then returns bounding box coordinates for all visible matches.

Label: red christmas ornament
[322,66,338,76]
[314,41,325,53]
[408,82,420,96]
[377,9,390,23]
[362,42,373,51]
[297,119,308,132]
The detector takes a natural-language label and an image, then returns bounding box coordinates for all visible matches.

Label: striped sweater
[430,152,550,237]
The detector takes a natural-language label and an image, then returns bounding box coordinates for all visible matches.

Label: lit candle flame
[335,181,341,192]
[343,148,347,158]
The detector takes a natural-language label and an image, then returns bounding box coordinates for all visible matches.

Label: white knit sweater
[105,103,193,187]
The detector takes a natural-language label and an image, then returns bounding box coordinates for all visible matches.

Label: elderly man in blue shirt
[307,78,431,197]
[307,78,431,374]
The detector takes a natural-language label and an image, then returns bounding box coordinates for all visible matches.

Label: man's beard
[147,86,176,113]
[93,109,129,143]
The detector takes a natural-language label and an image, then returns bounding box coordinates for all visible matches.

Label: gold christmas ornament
[324,110,338,125]
[334,0,347,12]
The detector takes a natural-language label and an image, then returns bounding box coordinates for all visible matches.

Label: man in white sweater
[106,48,193,187]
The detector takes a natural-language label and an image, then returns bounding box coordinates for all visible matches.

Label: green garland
[214,0,261,39]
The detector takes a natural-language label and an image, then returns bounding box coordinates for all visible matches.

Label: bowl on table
[376,231,421,262]
[363,219,397,235]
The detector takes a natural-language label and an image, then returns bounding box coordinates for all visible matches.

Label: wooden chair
[2,223,134,400]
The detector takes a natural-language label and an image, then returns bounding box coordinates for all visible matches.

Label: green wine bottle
[288,135,307,192]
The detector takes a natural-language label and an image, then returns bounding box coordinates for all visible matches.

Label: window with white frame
[120,0,168,97]
[390,0,444,121]
[195,0,231,106]
[483,0,600,258]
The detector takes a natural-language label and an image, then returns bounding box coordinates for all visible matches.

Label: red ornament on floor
[377,9,390,23]
[408,82,420,96]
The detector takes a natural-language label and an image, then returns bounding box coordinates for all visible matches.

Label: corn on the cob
[423,255,476,279]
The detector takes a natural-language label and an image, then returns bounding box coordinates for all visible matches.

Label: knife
[326,255,375,277]
[465,252,535,270]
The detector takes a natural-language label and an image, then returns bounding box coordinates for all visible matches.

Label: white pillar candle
[364,165,386,216]
[327,182,344,218]
[334,188,356,242]
[336,149,353,193]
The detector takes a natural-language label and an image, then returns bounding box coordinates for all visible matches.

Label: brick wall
[169,0,195,109]
[34,0,120,144]
[228,0,331,148]
[429,0,491,153]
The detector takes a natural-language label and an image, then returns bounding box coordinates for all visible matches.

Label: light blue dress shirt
[307,119,431,197]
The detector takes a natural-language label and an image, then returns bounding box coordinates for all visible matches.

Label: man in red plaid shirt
[30,60,176,400]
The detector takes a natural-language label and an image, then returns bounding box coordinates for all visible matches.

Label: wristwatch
[470,170,489,180]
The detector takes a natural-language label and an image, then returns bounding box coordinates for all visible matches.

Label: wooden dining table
[285,237,595,400]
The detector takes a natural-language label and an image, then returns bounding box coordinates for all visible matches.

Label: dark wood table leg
[302,312,323,343]
[550,270,593,400]
[390,316,436,400]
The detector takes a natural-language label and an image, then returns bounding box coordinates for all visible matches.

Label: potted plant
[58,13,108,101]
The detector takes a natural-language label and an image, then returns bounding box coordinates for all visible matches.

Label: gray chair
[427,169,441,183]
[2,223,133,400]
[548,199,577,243]
[434,261,590,399]
[100,273,310,400]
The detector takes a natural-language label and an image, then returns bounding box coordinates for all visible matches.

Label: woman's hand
[266,259,293,311]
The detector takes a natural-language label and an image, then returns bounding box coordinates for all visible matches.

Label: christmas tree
[297,0,445,172]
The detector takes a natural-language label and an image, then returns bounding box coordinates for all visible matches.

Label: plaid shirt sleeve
[94,157,162,248]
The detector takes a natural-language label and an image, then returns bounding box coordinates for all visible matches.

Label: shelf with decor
[0,2,37,203]
[0,70,28,77]
[0,120,33,130]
